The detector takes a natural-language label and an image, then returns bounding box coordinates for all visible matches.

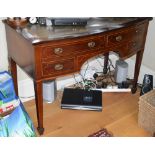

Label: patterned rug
[88,128,113,137]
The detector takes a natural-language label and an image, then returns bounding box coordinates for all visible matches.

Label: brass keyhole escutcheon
[54,48,63,54]
[54,64,64,70]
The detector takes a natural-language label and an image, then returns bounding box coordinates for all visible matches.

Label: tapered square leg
[34,81,44,135]
[132,50,144,94]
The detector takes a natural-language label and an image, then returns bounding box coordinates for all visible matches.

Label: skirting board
[18,57,155,102]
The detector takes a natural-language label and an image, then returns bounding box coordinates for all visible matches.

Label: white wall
[0,18,8,71]
[143,18,155,71]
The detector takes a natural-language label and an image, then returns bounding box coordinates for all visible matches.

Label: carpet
[88,128,113,137]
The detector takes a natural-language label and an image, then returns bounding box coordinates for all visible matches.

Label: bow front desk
[4,17,152,135]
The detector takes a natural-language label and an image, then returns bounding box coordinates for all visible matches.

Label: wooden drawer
[131,23,147,41]
[127,39,144,53]
[42,58,75,77]
[107,23,146,46]
[42,35,105,60]
[127,23,147,53]
[77,51,103,70]
[107,29,133,46]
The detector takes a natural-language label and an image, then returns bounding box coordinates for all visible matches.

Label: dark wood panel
[107,23,147,46]
[41,35,105,61]
[125,23,148,57]
[5,24,35,79]
[42,58,75,77]
[77,51,105,70]
[107,28,133,45]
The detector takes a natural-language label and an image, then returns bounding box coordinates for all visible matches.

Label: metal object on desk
[7,17,28,28]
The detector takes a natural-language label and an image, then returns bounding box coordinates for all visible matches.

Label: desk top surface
[6,17,151,44]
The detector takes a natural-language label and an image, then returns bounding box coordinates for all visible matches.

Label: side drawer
[127,23,147,53]
[107,28,133,46]
[127,39,144,54]
[42,35,105,60]
[132,23,147,39]
[107,23,147,46]
[42,58,75,77]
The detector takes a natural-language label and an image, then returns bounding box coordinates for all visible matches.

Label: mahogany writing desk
[4,17,152,135]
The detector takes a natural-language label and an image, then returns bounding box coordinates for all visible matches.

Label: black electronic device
[38,17,46,26]
[51,18,89,26]
[140,74,153,96]
[61,88,102,111]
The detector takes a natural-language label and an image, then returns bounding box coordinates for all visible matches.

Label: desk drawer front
[127,24,147,53]
[42,36,105,59]
[107,23,146,46]
[42,58,75,77]
[107,29,133,45]
[131,23,147,43]
[128,39,143,53]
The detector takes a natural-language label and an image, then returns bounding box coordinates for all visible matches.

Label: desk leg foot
[131,87,137,94]
[37,127,44,135]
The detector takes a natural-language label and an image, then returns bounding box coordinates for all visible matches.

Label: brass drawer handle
[115,35,122,42]
[54,48,63,54]
[54,64,64,71]
[88,41,96,48]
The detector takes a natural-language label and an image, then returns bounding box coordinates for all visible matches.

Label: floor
[24,90,151,137]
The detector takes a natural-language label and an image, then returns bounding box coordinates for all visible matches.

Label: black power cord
[73,55,116,90]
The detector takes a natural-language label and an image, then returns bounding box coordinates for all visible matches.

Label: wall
[0,18,28,81]
[0,18,8,71]
[142,18,155,71]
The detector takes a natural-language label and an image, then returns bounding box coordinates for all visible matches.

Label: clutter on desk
[6,17,28,28]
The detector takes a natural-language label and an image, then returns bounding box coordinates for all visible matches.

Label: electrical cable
[72,55,117,90]
[108,58,115,69]
[73,74,82,88]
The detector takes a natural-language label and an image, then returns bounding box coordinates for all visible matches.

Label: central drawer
[42,58,75,77]
[42,35,105,60]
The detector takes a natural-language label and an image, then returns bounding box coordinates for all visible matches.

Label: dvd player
[61,88,102,111]
[51,18,89,26]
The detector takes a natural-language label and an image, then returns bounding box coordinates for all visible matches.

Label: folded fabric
[0,71,17,104]
[0,102,36,137]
